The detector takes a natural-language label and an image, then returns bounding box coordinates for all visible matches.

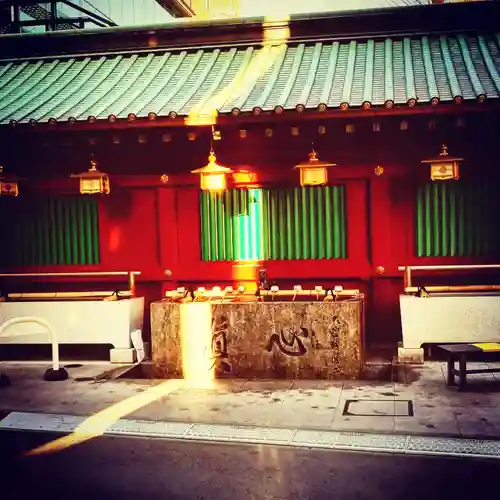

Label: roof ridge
[0,29,493,65]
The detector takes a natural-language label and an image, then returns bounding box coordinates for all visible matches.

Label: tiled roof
[1,33,499,126]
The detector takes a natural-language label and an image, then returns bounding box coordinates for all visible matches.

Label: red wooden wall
[1,111,499,347]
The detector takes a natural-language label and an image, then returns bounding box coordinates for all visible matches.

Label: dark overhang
[0,2,499,60]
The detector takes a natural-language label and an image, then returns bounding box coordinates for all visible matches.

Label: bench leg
[446,356,455,386]
[458,354,467,391]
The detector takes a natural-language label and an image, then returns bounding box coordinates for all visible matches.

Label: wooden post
[128,272,136,296]
[404,267,412,288]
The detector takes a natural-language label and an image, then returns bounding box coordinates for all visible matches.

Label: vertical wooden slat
[473,183,482,257]
[47,198,56,265]
[424,185,432,256]
[317,187,324,259]
[84,199,93,265]
[305,189,313,258]
[0,196,100,267]
[440,183,448,257]
[28,204,37,266]
[483,183,492,256]
[241,190,249,261]
[231,190,240,261]
[432,183,440,256]
[91,198,100,264]
[339,185,347,258]
[448,185,457,257]
[332,187,340,258]
[200,191,209,260]
[416,187,424,257]
[208,192,217,260]
[301,188,309,259]
[324,186,333,258]
[415,182,498,258]
[77,198,86,265]
[285,189,293,259]
[457,187,466,256]
[62,200,71,264]
[261,189,270,260]
[223,190,232,260]
[293,188,301,259]
[200,186,348,262]
[70,199,79,264]
[278,190,286,260]
[218,192,225,260]
[40,199,50,266]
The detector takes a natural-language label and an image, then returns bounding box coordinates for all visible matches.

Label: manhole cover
[343,399,413,417]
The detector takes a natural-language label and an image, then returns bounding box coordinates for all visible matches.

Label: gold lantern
[71,155,110,195]
[0,165,19,197]
[294,149,336,186]
[232,169,256,188]
[421,144,463,181]
[191,149,232,191]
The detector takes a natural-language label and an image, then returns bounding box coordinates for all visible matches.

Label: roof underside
[1,33,500,126]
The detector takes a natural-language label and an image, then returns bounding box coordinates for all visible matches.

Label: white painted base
[400,294,500,349]
[110,348,137,364]
[0,297,144,349]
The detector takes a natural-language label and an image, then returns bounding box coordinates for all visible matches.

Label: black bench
[438,343,500,391]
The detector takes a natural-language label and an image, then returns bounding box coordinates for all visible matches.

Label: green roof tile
[421,37,439,102]
[362,39,375,107]
[384,39,395,105]
[1,33,499,125]
[291,43,321,109]
[478,36,500,94]
[133,51,186,118]
[319,42,339,107]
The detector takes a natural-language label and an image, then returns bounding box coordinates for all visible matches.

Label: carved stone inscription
[151,300,363,380]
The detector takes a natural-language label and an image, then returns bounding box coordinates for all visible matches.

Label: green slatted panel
[265,186,347,260]
[200,186,347,262]
[200,189,264,261]
[0,196,100,266]
[415,182,499,257]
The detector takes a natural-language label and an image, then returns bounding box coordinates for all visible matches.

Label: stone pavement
[1,360,500,440]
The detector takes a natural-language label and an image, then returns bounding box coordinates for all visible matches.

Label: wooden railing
[398,265,500,294]
[0,271,141,299]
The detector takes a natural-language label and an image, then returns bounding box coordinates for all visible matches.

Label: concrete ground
[3,430,500,500]
[1,360,500,439]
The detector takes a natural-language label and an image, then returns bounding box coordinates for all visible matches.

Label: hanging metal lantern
[191,149,232,191]
[0,165,19,197]
[232,169,257,188]
[421,144,463,181]
[71,155,110,195]
[294,149,336,186]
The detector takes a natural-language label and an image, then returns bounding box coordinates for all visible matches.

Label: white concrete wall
[0,297,144,349]
[400,294,500,349]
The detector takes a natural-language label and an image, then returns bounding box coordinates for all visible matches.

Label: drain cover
[343,399,413,417]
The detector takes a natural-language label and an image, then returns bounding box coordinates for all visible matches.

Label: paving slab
[454,406,500,439]
[2,361,500,440]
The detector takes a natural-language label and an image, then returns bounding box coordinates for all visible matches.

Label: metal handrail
[398,265,500,289]
[0,317,60,371]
